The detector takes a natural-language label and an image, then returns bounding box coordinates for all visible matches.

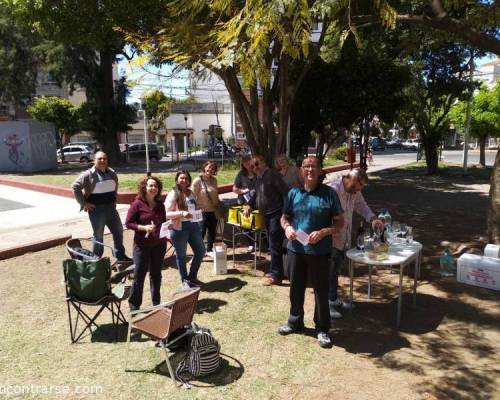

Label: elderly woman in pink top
[165,170,205,288]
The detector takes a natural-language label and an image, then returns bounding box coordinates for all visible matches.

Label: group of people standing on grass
[72,152,224,312]
[73,149,382,349]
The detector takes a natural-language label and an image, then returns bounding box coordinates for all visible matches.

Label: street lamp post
[184,114,188,162]
[141,100,151,176]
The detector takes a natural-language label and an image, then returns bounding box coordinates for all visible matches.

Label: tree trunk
[488,149,500,244]
[425,144,439,174]
[479,136,486,167]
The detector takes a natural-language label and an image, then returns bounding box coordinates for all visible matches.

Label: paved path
[0,184,130,251]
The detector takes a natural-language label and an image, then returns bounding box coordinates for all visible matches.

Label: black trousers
[128,241,166,311]
[265,211,285,280]
[287,251,331,333]
[200,211,217,252]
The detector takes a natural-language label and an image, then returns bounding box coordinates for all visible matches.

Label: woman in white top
[191,160,221,255]
[165,170,205,287]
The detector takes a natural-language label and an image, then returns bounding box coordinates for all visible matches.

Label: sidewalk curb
[0,235,72,260]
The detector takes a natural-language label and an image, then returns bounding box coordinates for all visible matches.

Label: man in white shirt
[328,168,383,318]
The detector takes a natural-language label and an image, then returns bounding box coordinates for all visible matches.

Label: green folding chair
[63,257,128,343]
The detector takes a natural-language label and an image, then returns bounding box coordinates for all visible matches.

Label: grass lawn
[0,163,498,399]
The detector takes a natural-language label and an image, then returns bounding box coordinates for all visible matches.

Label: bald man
[72,150,131,262]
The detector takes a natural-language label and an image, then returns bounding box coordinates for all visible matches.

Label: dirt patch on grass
[0,165,498,399]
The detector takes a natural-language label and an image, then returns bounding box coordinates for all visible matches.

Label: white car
[402,139,419,151]
[57,145,94,163]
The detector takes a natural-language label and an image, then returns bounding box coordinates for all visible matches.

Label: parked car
[402,139,419,151]
[208,142,235,157]
[369,137,386,151]
[122,143,162,161]
[69,142,97,151]
[385,139,403,149]
[57,145,94,163]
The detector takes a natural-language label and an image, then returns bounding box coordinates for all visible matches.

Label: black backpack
[176,324,221,388]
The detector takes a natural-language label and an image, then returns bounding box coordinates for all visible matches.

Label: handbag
[200,177,227,219]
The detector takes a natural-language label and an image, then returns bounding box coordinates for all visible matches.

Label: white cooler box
[213,244,227,275]
[457,253,500,291]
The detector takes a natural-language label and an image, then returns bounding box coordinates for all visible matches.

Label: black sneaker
[117,255,133,263]
[278,324,303,336]
[317,332,332,348]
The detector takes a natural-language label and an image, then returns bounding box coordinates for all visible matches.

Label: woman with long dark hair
[165,170,205,287]
[125,176,167,310]
[233,154,256,205]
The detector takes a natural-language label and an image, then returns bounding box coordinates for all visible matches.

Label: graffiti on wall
[31,129,56,162]
[3,133,27,167]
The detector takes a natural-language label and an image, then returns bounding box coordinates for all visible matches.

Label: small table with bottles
[346,239,423,328]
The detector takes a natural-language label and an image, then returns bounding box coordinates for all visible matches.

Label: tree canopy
[0,3,40,110]
[450,83,500,166]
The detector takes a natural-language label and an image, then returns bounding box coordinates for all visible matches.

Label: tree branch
[351,14,500,55]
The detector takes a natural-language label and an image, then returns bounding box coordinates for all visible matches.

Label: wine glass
[392,221,401,238]
[406,226,413,244]
[400,223,407,238]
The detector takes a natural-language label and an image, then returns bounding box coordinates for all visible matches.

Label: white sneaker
[317,332,332,348]
[206,251,214,258]
[330,308,343,319]
[247,246,254,252]
[341,299,355,310]
[331,298,355,310]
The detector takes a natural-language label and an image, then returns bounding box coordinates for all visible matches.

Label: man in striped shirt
[72,151,130,261]
[328,168,383,319]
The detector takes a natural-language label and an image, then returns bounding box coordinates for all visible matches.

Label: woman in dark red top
[125,176,167,311]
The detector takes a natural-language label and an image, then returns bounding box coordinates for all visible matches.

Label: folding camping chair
[65,238,134,281]
[125,288,200,386]
[63,256,129,343]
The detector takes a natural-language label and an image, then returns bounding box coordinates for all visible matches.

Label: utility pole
[141,100,151,176]
[463,51,475,174]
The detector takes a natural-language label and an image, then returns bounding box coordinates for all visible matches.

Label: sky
[117,55,189,105]
[118,53,498,105]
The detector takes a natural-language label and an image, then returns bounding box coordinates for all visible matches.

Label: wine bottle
[356,221,365,250]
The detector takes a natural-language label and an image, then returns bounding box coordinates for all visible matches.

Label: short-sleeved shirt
[284,184,343,255]
[234,171,256,204]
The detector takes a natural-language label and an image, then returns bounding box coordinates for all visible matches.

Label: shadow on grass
[196,298,228,314]
[335,273,499,399]
[202,276,248,293]
[127,352,245,387]
[363,165,490,265]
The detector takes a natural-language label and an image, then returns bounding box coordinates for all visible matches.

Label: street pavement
[0,149,495,254]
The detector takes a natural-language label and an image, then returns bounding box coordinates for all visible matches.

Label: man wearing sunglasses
[328,168,383,319]
[244,155,289,286]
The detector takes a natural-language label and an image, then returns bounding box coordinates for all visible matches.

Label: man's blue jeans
[170,221,206,281]
[88,204,126,259]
